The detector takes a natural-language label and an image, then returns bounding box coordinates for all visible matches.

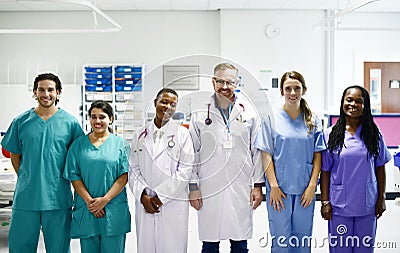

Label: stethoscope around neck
[205,103,212,125]
[137,128,176,149]
[204,102,245,125]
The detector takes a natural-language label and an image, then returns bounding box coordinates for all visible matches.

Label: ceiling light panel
[96,0,136,11]
[245,0,286,9]
[208,0,248,10]
[131,0,171,10]
[170,0,209,10]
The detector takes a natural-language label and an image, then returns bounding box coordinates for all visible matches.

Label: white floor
[1,196,400,253]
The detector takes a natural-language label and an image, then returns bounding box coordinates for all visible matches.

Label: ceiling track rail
[0,0,122,34]
[314,0,400,32]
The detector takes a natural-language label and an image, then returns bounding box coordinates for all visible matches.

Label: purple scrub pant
[328,214,377,253]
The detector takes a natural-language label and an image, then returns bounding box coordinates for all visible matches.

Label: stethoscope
[205,103,212,125]
[204,102,245,125]
[167,134,175,148]
[138,128,147,139]
[135,128,148,152]
[137,128,175,149]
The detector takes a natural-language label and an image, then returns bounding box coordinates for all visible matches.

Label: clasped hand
[141,193,163,214]
[86,197,108,218]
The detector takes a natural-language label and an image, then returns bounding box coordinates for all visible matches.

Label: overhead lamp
[314,0,400,31]
[0,0,122,34]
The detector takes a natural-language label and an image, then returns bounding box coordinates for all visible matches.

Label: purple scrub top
[321,125,392,217]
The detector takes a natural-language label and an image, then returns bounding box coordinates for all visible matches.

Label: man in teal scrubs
[1,73,84,253]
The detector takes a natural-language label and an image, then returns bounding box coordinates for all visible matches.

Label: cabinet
[82,64,145,141]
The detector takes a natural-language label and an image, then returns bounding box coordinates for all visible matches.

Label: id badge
[223,140,233,149]
[223,132,234,149]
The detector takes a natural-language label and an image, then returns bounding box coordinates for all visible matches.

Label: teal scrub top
[1,108,84,210]
[254,108,326,194]
[63,134,131,238]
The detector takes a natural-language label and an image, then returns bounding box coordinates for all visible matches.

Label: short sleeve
[374,135,392,167]
[321,129,333,172]
[254,115,274,154]
[63,141,82,181]
[118,139,130,177]
[1,118,22,155]
[71,121,85,141]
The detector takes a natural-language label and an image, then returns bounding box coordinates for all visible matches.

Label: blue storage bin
[85,73,112,79]
[85,79,112,85]
[132,85,142,91]
[85,85,97,92]
[85,85,112,92]
[115,84,142,92]
[114,73,142,79]
[85,66,112,73]
[114,66,142,73]
[115,79,141,85]
[115,85,132,92]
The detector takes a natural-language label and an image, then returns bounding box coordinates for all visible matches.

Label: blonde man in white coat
[129,88,194,253]
[189,63,265,253]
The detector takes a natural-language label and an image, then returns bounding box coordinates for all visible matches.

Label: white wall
[334,11,400,113]
[219,10,326,116]
[1,9,400,127]
[218,10,400,117]
[0,10,221,131]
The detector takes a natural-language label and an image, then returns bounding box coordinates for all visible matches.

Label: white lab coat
[189,93,264,241]
[129,120,194,253]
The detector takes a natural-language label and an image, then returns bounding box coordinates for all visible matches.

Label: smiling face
[89,108,112,135]
[154,92,178,128]
[342,87,364,119]
[33,80,60,109]
[281,78,304,106]
[213,68,238,101]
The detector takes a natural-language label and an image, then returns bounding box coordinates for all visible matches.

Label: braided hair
[327,85,381,159]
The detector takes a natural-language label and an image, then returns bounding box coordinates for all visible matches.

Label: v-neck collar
[32,107,61,123]
[87,133,112,149]
[345,124,362,137]
[280,107,302,122]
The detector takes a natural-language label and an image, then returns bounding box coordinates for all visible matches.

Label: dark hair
[280,71,314,134]
[34,73,62,105]
[88,100,114,133]
[327,85,381,159]
[155,88,178,100]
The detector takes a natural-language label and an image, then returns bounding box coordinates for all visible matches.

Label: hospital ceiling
[0,0,400,12]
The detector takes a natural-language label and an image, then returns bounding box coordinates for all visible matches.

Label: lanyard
[219,103,232,134]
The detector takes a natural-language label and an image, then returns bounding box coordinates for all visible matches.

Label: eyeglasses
[213,78,237,87]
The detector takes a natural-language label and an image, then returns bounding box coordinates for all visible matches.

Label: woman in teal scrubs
[64,100,131,253]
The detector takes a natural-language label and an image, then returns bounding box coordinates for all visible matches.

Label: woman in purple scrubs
[320,85,392,253]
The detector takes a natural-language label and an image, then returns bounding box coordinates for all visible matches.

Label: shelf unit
[82,64,145,142]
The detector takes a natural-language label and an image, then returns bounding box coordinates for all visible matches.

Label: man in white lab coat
[129,88,194,253]
[189,63,265,252]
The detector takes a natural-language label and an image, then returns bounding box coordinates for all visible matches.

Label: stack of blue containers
[114,65,142,92]
[84,66,113,92]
